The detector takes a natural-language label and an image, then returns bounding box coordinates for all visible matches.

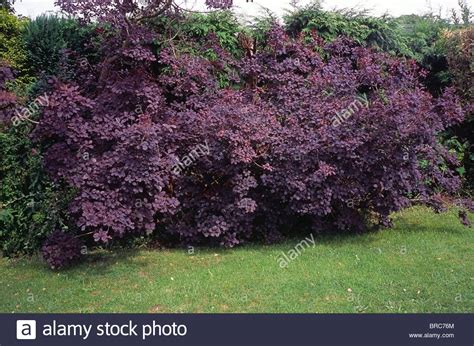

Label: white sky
[13,0,473,19]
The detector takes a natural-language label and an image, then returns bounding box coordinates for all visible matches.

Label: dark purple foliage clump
[205,0,233,9]
[0,64,18,125]
[41,231,83,269]
[0,64,14,89]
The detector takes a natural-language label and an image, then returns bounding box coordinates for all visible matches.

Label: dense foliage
[0,65,73,256]
[0,0,14,12]
[178,11,244,57]
[393,14,450,62]
[0,12,85,257]
[31,0,468,259]
[284,4,413,57]
[0,63,16,124]
[0,9,29,82]
[441,27,474,103]
[284,3,473,189]
[0,0,472,268]
[439,27,474,189]
[41,230,82,269]
[0,128,74,256]
[23,15,98,76]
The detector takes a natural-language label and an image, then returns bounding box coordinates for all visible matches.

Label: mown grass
[0,206,472,313]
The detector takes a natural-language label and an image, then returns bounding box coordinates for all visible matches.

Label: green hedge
[0,9,29,77]
[23,15,97,75]
[0,126,74,256]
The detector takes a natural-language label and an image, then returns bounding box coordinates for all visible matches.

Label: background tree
[0,0,14,12]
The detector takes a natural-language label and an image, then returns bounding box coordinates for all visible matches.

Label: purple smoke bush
[31,2,469,266]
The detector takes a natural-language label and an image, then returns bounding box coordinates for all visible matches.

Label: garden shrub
[441,27,474,103]
[284,4,412,57]
[439,27,474,189]
[41,230,83,269]
[283,6,453,95]
[30,0,470,267]
[391,14,452,96]
[178,11,244,58]
[0,1,469,268]
[0,8,31,88]
[283,4,472,189]
[240,27,469,229]
[0,13,69,256]
[392,14,450,62]
[0,64,74,256]
[0,131,74,256]
[23,14,98,76]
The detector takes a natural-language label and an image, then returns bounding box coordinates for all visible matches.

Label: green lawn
[0,206,472,313]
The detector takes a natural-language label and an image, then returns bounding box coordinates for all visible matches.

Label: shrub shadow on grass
[3,247,157,275]
[392,218,465,235]
[391,207,469,235]
[56,249,145,276]
[272,207,471,250]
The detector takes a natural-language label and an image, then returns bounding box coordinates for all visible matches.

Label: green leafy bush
[146,11,244,88]
[284,4,411,56]
[391,14,452,95]
[0,64,73,257]
[0,9,29,77]
[180,11,244,57]
[23,15,96,75]
[147,10,245,58]
[183,11,242,55]
[0,127,74,256]
[439,27,474,189]
[0,14,96,257]
[392,14,449,61]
